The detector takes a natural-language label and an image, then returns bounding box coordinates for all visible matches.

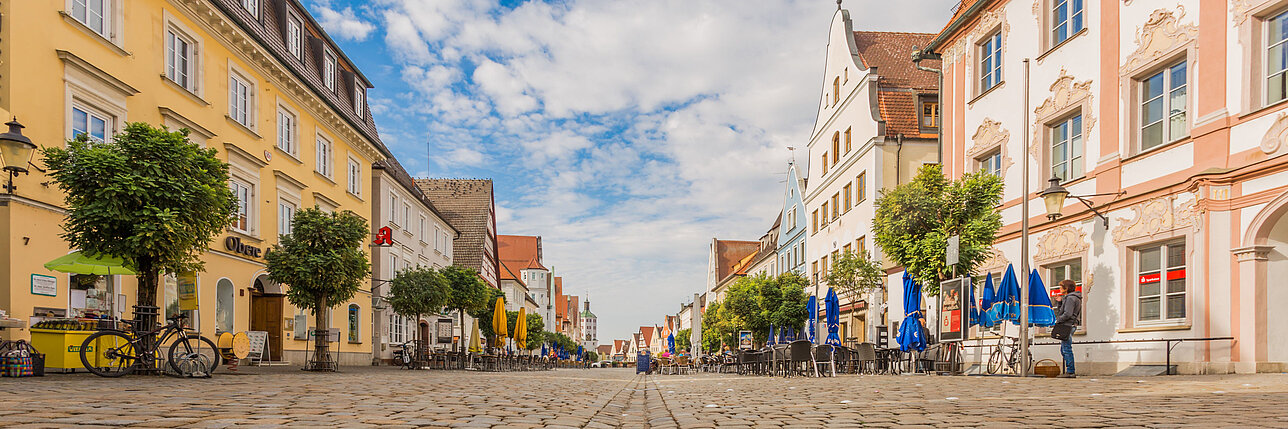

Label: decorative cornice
[967,118,1014,176]
[158,107,217,140]
[1111,193,1201,243]
[1034,224,1089,263]
[1121,7,1198,74]
[1031,70,1096,162]
[1232,245,1273,262]
[224,142,269,168]
[1260,112,1288,155]
[56,50,140,96]
[979,246,1010,273]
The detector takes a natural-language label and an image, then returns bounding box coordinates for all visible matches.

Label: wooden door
[251,295,284,361]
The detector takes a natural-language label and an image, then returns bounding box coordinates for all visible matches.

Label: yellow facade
[0,0,388,365]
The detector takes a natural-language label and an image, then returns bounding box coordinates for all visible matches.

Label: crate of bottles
[30,319,101,373]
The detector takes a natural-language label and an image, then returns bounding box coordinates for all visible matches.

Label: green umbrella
[44,251,137,275]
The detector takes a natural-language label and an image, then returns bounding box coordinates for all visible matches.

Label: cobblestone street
[2,367,1288,428]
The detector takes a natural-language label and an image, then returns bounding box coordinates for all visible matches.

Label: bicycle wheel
[81,330,138,377]
[168,335,220,377]
[986,348,1003,374]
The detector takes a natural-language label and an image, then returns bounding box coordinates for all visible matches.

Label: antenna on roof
[837,0,842,10]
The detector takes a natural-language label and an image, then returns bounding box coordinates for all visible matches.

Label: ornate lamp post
[1037,175,1125,228]
[0,119,38,194]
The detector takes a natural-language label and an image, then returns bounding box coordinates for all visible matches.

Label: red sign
[372,226,394,246]
[1167,268,1186,281]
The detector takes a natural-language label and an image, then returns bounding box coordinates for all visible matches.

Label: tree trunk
[458,308,465,354]
[311,295,332,371]
[133,257,160,373]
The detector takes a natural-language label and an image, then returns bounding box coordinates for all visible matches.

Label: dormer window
[354,79,365,117]
[921,99,939,129]
[287,14,303,60]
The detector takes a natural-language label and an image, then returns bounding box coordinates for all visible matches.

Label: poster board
[738,331,754,350]
[938,277,969,343]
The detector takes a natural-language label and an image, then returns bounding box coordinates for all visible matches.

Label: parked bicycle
[78,313,220,378]
[392,340,428,370]
[987,335,1033,375]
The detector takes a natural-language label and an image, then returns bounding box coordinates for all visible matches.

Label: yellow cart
[30,328,97,373]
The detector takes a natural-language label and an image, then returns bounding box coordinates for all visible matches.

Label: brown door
[251,295,284,361]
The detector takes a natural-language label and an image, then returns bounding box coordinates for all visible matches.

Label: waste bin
[636,351,650,374]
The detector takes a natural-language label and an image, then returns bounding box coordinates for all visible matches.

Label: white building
[580,300,597,351]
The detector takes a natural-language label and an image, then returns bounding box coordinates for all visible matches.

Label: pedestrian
[1053,279,1082,378]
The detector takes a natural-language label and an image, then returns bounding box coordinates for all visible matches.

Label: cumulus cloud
[315,6,376,41]
[321,0,949,341]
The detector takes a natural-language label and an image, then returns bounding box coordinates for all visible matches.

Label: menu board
[938,277,968,343]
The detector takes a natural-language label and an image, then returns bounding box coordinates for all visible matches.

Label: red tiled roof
[597,345,612,356]
[553,277,565,321]
[714,239,759,282]
[498,235,546,271]
[416,179,496,280]
[498,260,525,286]
[639,327,655,347]
[851,31,939,138]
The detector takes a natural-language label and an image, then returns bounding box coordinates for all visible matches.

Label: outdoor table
[876,347,902,374]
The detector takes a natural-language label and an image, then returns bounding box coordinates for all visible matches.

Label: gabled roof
[639,327,655,347]
[851,31,939,138]
[498,260,526,286]
[498,235,547,271]
[416,179,495,274]
[597,345,612,356]
[714,239,760,282]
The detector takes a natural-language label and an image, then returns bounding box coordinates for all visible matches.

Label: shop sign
[436,318,454,343]
[372,226,394,246]
[31,274,57,297]
[178,275,199,311]
[224,236,262,258]
[1138,273,1161,284]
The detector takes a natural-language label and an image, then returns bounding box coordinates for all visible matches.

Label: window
[71,0,109,37]
[833,77,840,106]
[1046,260,1083,309]
[832,132,841,164]
[1270,10,1288,105]
[856,237,866,257]
[1137,242,1186,322]
[812,261,819,285]
[843,244,852,255]
[163,272,199,329]
[419,216,426,241]
[1140,61,1188,151]
[278,200,296,236]
[354,79,365,117]
[229,73,253,127]
[388,313,405,344]
[390,193,400,225]
[821,154,829,175]
[980,31,1003,92]
[315,134,333,177]
[348,304,360,343]
[391,255,400,278]
[1051,0,1084,45]
[216,279,234,333]
[979,150,1003,178]
[166,29,196,92]
[323,50,337,91]
[403,204,410,230]
[287,15,303,60]
[812,209,819,234]
[922,101,939,128]
[821,202,829,226]
[844,127,852,153]
[347,158,361,196]
[1050,114,1084,182]
[239,0,259,17]
[856,172,867,203]
[277,108,297,155]
[831,193,840,220]
[843,183,853,212]
[230,180,251,233]
[434,225,443,251]
[71,106,110,142]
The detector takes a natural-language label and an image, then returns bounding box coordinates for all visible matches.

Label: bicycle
[987,335,1033,375]
[391,340,428,370]
[78,313,220,378]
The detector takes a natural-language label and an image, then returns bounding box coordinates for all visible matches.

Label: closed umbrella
[779,326,788,344]
[786,327,795,342]
[515,308,528,350]
[768,325,776,346]
[978,273,998,328]
[896,272,926,352]
[576,345,584,361]
[468,319,482,353]
[993,264,1021,324]
[491,297,507,349]
[44,251,137,275]
[806,295,818,343]
[825,288,841,346]
[541,343,548,357]
[1027,269,1056,327]
[667,333,675,354]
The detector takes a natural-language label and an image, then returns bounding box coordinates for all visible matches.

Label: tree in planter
[386,266,449,366]
[265,208,370,371]
[825,251,885,301]
[441,265,490,352]
[42,123,236,330]
[872,164,1003,295]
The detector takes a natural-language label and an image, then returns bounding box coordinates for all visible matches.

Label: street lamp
[1037,175,1126,228]
[0,119,38,194]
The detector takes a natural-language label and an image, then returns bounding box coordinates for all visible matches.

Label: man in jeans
[1054,280,1082,378]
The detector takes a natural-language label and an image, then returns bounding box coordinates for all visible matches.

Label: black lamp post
[0,119,38,194]
[1038,175,1125,228]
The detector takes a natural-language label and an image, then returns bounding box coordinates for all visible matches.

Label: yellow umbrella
[492,297,507,349]
[515,307,528,350]
[468,319,482,353]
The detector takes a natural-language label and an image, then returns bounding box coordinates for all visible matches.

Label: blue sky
[303,0,950,342]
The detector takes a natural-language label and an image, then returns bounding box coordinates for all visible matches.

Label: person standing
[1054,280,1082,378]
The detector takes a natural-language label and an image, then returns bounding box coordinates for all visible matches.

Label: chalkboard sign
[436,318,454,343]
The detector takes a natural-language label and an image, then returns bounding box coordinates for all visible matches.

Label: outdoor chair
[830,345,852,374]
[737,350,755,375]
[787,340,812,377]
[812,344,835,377]
[771,345,790,376]
[855,343,878,374]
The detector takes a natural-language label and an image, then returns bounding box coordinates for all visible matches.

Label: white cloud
[315,6,376,41]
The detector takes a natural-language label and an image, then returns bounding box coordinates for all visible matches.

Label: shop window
[1269,9,1288,105]
[348,304,360,343]
[163,271,199,328]
[71,105,111,143]
[979,31,1003,93]
[1051,0,1084,46]
[70,274,116,318]
[1139,61,1188,152]
[1050,113,1084,183]
[1136,241,1186,322]
[216,278,234,333]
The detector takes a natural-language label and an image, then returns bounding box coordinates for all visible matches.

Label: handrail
[960,336,1235,375]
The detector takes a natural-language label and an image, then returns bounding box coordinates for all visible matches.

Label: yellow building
[0,0,392,365]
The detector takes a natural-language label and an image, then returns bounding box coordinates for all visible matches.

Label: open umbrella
[491,297,507,349]
[468,319,482,353]
[1027,269,1056,327]
[825,288,841,346]
[515,308,528,350]
[896,272,927,352]
[806,295,818,343]
[667,333,675,354]
[44,251,137,276]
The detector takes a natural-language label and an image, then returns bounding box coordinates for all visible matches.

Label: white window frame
[388,313,405,344]
[323,49,337,91]
[239,0,259,18]
[70,104,113,143]
[228,65,256,130]
[389,192,400,226]
[1051,0,1084,46]
[347,157,362,197]
[278,199,296,236]
[979,31,1003,93]
[1049,113,1084,183]
[1139,60,1189,152]
[419,216,426,242]
[315,132,333,178]
[230,179,253,234]
[276,106,298,157]
[287,14,304,61]
[403,203,411,231]
[354,78,365,117]
[1268,9,1288,106]
[165,28,198,93]
[1135,241,1187,324]
[979,150,1003,178]
[69,0,111,38]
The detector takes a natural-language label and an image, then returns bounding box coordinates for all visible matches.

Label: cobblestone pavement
[2,366,1287,427]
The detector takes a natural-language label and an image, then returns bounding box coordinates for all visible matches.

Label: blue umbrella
[978,273,998,327]
[541,343,548,357]
[990,264,1021,324]
[577,345,584,361]
[667,333,676,354]
[968,274,981,327]
[806,295,818,343]
[1028,269,1056,327]
[896,272,927,352]
[825,288,842,346]
[786,327,795,342]
[779,326,788,343]
[768,325,775,345]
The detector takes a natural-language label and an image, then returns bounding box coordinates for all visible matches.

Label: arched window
[348,304,360,343]
[216,278,235,333]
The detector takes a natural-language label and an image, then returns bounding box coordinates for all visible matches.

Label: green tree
[42,123,236,326]
[545,331,576,352]
[506,310,545,350]
[441,265,491,352]
[723,274,772,342]
[873,164,1003,295]
[386,266,449,354]
[770,272,810,332]
[675,328,692,352]
[265,208,370,370]
[585,351,599,362]
[700,300,737,353]
[468,288,506,346]
[825,251,884,301]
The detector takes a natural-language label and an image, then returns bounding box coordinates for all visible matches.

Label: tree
[675,328,692,352]
[386,266,449,354]
[506,310,545,350]
[545,331,576,352]
[468,288,506,347]
[441,265,490,352]
[873,164,1003,295]
[826,251,885,301]
[265,208,370,370]
[42,123,236,327]
[700,300,737,353]
[585,351,599,362]
[723,274,772,342]
[770,272,810,333]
